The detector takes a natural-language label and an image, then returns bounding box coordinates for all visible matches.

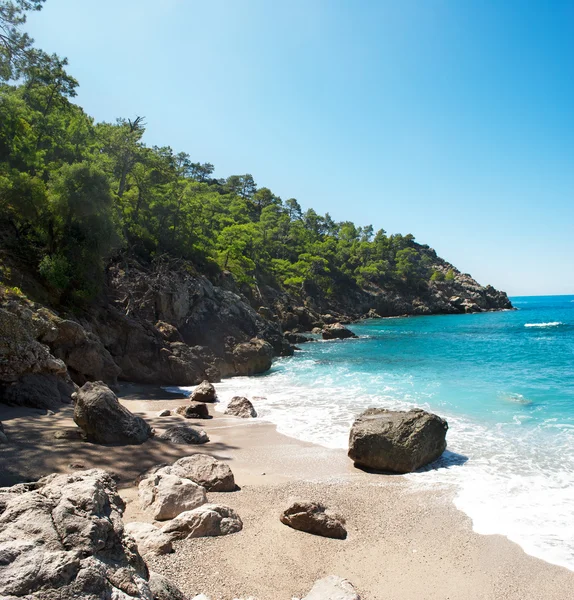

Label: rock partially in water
[190,379,217,403]
[232,338,273,376]
[138,471,207,521]
[74,381,152,445]
[158,425,209,445]
[322,323,357,340]
[348,408,448,473]
[0,469,153,600]
[161,503,243,539]
[225,396,257,418]
[280,500,347,539]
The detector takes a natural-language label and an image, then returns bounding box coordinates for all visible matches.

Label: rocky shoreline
[1,386,573,599]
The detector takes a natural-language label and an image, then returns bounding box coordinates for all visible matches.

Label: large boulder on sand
[348,408,448,473]
[161,503,243,539]
[176,401,210,419]
[280,501,347,539]
[168,454,236,492]
[158,425,209,445]
[225,396,257,418]
[138,471,207,520]
[73,381,152,445]
[190,379,217,403]
[232,338,273,376]
[322,323,357,340]
[0,469,161,599]
[124,521,173,557]
[302,575,360,600]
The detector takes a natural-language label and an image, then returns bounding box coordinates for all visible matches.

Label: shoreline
[1,386,573,599]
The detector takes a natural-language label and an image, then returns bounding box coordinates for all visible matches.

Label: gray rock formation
[231,339,273,376]
[348,408,448,473]
[148,571,187,600]
[0,307,75,409]
[280,501,347,539]
[74,381,152,445]
[138,472,207,521]
[158,425,209,445]
[161,503,243,539]
[0,421,7,444]
[302,575,360,600]
[124,522,173,557]
[167,454,236,492]
[176,402,210,419]
[0,469,155,600]
[322,323,357,340]
[190,380,217,403]
[225,396,257,418]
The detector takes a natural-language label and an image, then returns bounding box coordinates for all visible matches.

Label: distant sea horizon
[173,294,574,570]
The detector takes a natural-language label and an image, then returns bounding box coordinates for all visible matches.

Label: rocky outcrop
[166,454,236,492]
[176,402,210,419]
[138,471,207,520]
[302,576,360,600]
[231,339,273,376]
[0,469,156,600]
[0,307,75,409]
[161,504,243,539]
[285,331,311,344]
[74,381,152,445]
[124,522,173,557]
[0,421,7,444]
[158,425,209,445]
[190,380,217,403]
[280,501,347,539]
[225,396,257,418]
[348,408,448,473]
[322,323,358,340]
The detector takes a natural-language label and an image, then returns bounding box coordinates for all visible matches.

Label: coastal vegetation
[2,0,454,308]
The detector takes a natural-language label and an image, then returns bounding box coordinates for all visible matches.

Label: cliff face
[0,251,512,409]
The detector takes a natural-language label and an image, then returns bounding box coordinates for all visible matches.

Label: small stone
[158,409,171,417]
[190,380,217,403]
[224,396,257,418]
[161,503,243,539]
[158,425,209,445]
[176,401,210,419]
[280,500,347,539]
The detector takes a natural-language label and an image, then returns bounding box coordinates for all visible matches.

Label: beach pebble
[158,409,171,417]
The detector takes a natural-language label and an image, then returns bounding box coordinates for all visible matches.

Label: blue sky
[26,0,574,295]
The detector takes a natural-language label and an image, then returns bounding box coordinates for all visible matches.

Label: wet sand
[1,384,573,599]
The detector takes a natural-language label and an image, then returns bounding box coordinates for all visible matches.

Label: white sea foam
[173,368,574,572]
[524,321,564,328]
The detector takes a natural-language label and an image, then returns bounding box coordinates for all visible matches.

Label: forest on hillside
[0,1,453,307]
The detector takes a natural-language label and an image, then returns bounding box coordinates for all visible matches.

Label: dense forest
[0,0,456,309]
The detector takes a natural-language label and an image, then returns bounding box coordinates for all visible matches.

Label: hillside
[0,0,511,409]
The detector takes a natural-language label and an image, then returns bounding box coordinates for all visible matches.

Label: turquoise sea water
[178,295,574,570]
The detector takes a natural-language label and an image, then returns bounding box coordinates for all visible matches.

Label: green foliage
[0,3,451,304]
[430,269,445,282]
[445,268,456,281]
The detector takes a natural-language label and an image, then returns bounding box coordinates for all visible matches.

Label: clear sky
[25,0,574,295]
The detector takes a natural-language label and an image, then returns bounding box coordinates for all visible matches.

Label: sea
[172,295,574,571]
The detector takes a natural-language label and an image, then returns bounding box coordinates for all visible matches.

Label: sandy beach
[1,384,573,600]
